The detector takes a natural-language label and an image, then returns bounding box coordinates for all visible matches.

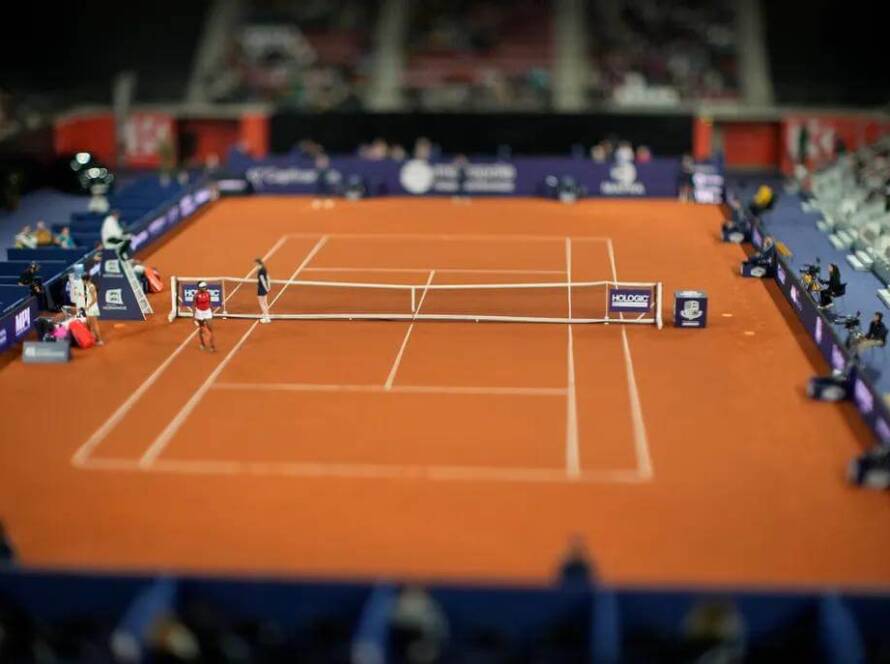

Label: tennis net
[168,275,663,327]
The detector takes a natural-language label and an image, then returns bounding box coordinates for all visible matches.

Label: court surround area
[1,196,887,588]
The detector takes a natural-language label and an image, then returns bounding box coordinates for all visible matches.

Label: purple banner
[130,187,213,253]
[609,287,653,313]
[0,297,38,353]
[230,154,683,198]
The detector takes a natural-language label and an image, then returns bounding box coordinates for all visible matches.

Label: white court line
[384,270,435,390]
[213,382,567,397]
[302,267,566,275]
[138,236,329,467]
[77,457,649,484]
[285,232,612,243]
[565,238,580,478]
[606,238,654,479]
[70,235,291,467]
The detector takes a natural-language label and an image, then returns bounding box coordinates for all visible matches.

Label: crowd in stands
[14,222,76,250]
[589,138,653,163]
[206,0,374,109]
[587,0,738,105]
[404,0,552,111]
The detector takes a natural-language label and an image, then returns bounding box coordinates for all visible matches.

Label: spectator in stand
[14,224,36,249]
[590,144,608,163]
[635,145,653,163]
[820,263,844,299]
[33,220,53,246]
[748,184,776,216]
[365,138,389,161]
[389,144,407,161]
[18,261,54,310]
[390,586,449,664]
[0,521,15,566]
[615,140,634,163]
[414,137,433,161]
[54,226,75,249]
[558,535,595,586]
[101,210,131,259]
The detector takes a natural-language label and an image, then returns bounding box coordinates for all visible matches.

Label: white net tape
[169,276,663,327]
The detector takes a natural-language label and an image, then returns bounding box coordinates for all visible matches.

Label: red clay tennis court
[1,197,889,588]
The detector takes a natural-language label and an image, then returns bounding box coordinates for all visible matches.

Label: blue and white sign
[609,288,653,313]
[673,290,708,328]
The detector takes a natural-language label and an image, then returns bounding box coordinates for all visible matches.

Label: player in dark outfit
[256,258,271,323]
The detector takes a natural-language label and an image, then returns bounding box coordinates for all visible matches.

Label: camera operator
[856,312,888,352]
[744,235,776,271]
[18,261,54,310]
[812,262,844,310]
[820,263,843,297]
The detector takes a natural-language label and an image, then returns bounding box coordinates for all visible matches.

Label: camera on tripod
[799,258,822,290]
[839,311,862,331]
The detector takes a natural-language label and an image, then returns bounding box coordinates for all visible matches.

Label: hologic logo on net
[610,292,650,309]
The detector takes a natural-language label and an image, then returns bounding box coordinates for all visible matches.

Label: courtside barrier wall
[228,152,690,198]
[751,229,890,446]
[0,569,886,660]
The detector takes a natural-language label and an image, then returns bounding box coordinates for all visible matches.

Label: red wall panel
[240,113,269,158]
[54,113,117,165]
[721,121,781,169]
[177,118,241,165]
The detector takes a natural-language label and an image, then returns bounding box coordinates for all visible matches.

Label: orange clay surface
[1,197,889,589]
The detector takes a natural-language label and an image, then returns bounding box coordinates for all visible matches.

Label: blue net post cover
[674,290,707,328]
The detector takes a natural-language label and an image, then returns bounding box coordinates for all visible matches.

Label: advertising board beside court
[0,297,39,354]
[233,154,684,198]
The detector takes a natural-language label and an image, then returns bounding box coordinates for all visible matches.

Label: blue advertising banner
[129,186,213,254]
[608,287,653,313]
[0,297,38,354]
[97,250,146,320]
[229,153,683,198]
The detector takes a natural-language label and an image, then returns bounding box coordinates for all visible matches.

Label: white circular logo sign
[400,160,435,194]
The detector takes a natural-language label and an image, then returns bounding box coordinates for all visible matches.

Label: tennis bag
[68,320,95,349]
[146,267,163,293]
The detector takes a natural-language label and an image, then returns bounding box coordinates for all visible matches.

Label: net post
[654,281,662,329]
[167,276,177,323]
[411,287,416,313]
[222,278,228,316]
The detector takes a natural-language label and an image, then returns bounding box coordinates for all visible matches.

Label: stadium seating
[0,175,193,314]
[587,0,739,104]
[0,570,887,661]
[205,0,376,109]
[402,0,553,111]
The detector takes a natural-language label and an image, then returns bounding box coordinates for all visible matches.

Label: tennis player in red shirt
[194,281,216,352]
